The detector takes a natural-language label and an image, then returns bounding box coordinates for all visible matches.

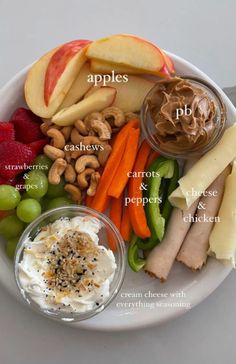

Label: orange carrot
[85,195,94,208]
[146,150,160,169]
[108,127,140,199]
[109,195,123,231]
[108,194,123,250]
[128,140,152,239]
[120,205,132,242]
[90,119,139,212]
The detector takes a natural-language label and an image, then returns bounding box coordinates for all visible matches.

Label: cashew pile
[42,107,136,204]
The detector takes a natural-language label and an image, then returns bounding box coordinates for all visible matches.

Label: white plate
[0,52,235,331]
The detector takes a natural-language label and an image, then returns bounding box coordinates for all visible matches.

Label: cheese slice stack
[208,161,236,266]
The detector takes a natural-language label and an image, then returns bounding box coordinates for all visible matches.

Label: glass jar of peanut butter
[141,76,226,159]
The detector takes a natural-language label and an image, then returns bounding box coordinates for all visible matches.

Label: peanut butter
[148,77,217,154]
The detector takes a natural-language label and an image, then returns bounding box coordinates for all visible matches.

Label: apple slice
[25,40,91,118]
[90,59,143,74]
[160,49,175,75]
[44,40,91,105]
[59,62,94,109]
[52,86,116,126]
[85,75,154,112]
[86,34,164,75]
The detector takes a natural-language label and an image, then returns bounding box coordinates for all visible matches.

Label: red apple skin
[44,40,91,106]
[160,50,175,75]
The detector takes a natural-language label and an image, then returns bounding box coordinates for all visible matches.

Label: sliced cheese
[208,161,236,266]
[169,124,236,209]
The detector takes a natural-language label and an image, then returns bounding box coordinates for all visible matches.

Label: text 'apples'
[86,34,164,75]
[85,75,154,112]
[52,86,116,126]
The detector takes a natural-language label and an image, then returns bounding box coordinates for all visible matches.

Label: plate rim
[0,50,234,331]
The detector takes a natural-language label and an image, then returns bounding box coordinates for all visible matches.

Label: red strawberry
[0,176,17,186]
[10,107,41,124]
[11,108,44,144]
[28,139,48,155]
[0,141,36,179]
[0,122,15,142]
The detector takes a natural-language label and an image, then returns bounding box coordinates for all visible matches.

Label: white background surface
[1,0,236,363]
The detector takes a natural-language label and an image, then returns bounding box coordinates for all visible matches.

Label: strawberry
[10,107,41,124]
[28,139,48,155]
[0,176,17,186]
[0,141,36,179]
[0,122,15,142]
[11,108,44,143]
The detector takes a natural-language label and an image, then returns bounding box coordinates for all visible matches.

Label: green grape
[0,185,21,210]
[46,177,66,198]
[25,170,48,198]
[32,154,53,175]
[5,236,19,259]
[47,197,73,211]
[17,199,41,223]
[21,192,41,203]
[0,215,24,239]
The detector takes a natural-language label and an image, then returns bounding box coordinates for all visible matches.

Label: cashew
[84,112,103,128]
[40,121,52,135]
[48,158,67,185]
[102,107,125,127]
[83,135,105,147]
[75,155,100,174]
[104,121,112,134]
[124,112,139,122]
[64,164,76,183]
[64,184,82,204]
[70,148,94,159]
[61,126,73,142]
[77,168,95,189]
[87,172,100,197]
[97,144,112,166]
[74,119,88,135]
[71,128,84,145]
[90,119,111,140]
[47,128,66,149]
[44,145,65,160]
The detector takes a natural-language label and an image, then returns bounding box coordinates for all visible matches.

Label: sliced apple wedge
[90,59,143,74]
[52,86,117,126]
[86,34,164,75]
[85,75,154,112]
[25,40,91,118]
[59,62,94,109]
[45,40,91,105]
[160,49,175,75]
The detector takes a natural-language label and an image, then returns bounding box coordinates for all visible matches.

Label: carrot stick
[120,206,132,242]
[109,195,123,231]
[108,127,140,199]
[85,195,94,208]
[108,194,123,250]
[128,140,152,239]
[90,119,139,212]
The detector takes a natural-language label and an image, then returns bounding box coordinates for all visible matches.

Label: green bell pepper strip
[147,159,175,242]
[128,233,146,272]
[138,159,179,251]
[161,160,179,223]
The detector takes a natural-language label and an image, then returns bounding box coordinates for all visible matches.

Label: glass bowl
[14,205,126,322]
[141,76,226,159]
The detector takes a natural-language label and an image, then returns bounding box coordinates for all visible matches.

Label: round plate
[0,52,234,331]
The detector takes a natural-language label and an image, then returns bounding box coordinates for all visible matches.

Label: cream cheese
[18,216,116,313]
